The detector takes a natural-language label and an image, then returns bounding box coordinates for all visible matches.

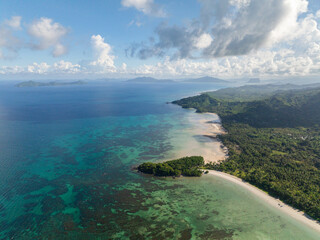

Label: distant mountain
[126,77,175,83]
[15,80,86,87]
[183,76,229,83]
[247,78,261,83]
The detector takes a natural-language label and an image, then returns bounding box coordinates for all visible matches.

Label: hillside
[174,85,320,127]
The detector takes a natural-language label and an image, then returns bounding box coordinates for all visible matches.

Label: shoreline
[206,170,320,233]
[164,110,228,164]
[189,111,228,164]
[173,96,320,235]
[193,110,320,232]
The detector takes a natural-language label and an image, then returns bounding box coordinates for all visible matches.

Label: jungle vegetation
[138,156,204,177]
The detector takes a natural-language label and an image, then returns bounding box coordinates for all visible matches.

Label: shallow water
[0,82,319,239]
[166,111,227,163]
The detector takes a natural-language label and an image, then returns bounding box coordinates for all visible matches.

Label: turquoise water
[0,82,319,239]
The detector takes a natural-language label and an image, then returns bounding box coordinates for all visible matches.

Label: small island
[138,156,204,177]
[15,80,86,87]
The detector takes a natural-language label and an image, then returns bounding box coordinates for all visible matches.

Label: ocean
[0,81,319,239]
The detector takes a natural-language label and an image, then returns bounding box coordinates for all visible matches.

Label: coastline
[164,110,228,164]
[197,113,228,163]
[187,111,228,164]
[206,170,320,233]
[170,104,320,232]
[172,89,320,237]
[193,111,320,233]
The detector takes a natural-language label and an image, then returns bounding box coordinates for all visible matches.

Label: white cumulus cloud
[90,35,116,72]
[0,24,22,59]
[0,65,24,74]
[28,17,68,57]
[0,60,82,75]
[27,62,50,74]
[121,0,165,17]
[194,33,213,49]
[53,60,81,73]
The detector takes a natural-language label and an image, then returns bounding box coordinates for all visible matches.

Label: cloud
[28,17,68,57]
[2,4,320,80]
[128,22,208,59]
[0,34,122,77]
[129,6,320,79]
[0,65,24,74]
[194,33,213,49]
[2,42,320,78]
[27,62,50,74]
[5,16,22,30]
[129,0,314,59]
[53,60,81,73]
[128,19,143,27]
[52,43,67,57]
[203,0,309,57]
[0,22,22,59]
[0,16,69,59]
[90,35,116,72]
[131,48,319,78]
[121,0,165,17]
[0,16,24,59]
[0,60,81,75]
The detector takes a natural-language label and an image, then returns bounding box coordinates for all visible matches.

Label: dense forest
[173,84,320,221]
[138,156,204,177]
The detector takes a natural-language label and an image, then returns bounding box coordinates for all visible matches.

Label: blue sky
[1,0,320,80]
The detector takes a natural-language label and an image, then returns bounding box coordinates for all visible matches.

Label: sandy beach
[180,112,228,164]
[197,113,228,163]
[207,170,320,233]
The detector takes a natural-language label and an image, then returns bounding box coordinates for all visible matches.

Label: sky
[1,0,320,80]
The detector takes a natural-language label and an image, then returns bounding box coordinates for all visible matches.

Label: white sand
[194,113,228,163]
[207,170,320,233]
[168,112,228,164]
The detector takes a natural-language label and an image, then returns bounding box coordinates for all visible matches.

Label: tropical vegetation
[138,156,204,177]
